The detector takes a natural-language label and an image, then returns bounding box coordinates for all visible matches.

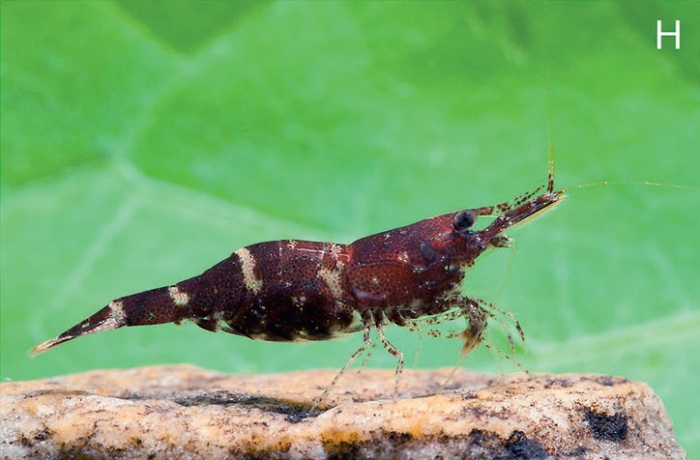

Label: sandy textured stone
[0,365,687,459]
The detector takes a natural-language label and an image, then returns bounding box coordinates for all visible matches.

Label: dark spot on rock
[579,375,628,387]
[596,376,626,387]
[33,429,50,441]
[468,428,487,446]
[387,431,412,443]
[566,446,588,456]
[161,389,323,422]
[325,439,362,459]
[504,430,548,460]
[17,434,33,448]
[584,407,628,442]
[467,429,549,459]
[284,411,306,424]
[543,377,573,390]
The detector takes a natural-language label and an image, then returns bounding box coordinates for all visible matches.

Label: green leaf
[2,1,698,455]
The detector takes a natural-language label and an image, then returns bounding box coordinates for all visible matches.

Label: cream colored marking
[319,266,345,299]
[110,300,126,319]
[329,244,342,259]
[87,300,126,334]
[235,247,263,293]
[397,251,409,263]
[168,285,190,307]
[288,240,297,250]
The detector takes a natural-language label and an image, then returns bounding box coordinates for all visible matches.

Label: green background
[2,1,698,455]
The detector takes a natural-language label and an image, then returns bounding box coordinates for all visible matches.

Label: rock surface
[0,365,687,459]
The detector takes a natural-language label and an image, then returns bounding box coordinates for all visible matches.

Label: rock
[0,365,687,459]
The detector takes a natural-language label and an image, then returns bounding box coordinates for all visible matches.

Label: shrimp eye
[453,210,476,232]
